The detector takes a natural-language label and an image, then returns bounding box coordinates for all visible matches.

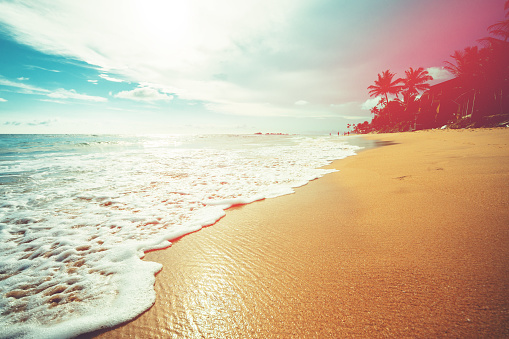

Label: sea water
[0,134,360,338]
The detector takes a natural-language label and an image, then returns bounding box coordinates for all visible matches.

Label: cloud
[3,119,56,126]
[4,121,21,126]
[88,79,98,84]
[330,101,358,108]
[361,97,382,111]
[17,77,29,81]
[0,76,107,102]
[426,67,452,82]
[114,86,173,102]
[0,0,309,107]
[47,89,107,102]
[0,76,49,94]
[99,74,123,82]
[294,100,308,106]
[27,119,56,126]
[39,99,66,104]
[0,98,7,102]
[26,65,60,72]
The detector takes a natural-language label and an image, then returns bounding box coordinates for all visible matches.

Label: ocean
[0,134,361,338]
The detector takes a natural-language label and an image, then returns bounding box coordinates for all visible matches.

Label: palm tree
[367,70,402,108]
[444,46,487,83]
[475,0,509,119]
[401,67,433,97]
[443,45,503,122]
[487,0,509,41]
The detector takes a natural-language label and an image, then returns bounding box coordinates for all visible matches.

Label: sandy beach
[87,128,509,338]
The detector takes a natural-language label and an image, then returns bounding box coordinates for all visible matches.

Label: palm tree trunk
[471,91,477,118]
[500,88,504,115]
[385,93,391,122]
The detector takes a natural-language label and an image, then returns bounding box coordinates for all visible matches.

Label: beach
[89,128,509,338]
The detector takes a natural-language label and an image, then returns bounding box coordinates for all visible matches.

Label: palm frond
[488,20,509,40]
[401,67,433,96]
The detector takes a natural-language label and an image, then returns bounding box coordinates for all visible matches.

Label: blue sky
[0,0,505,134]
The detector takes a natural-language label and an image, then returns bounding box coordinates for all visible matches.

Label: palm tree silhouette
[444,46,488,84]
[401,67,433,98]
[367,70,402,122]
[487,0,509,41]
[443,42,506,122]
[368,70,402,106]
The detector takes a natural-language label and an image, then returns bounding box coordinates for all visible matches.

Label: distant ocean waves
[0,134,360,338]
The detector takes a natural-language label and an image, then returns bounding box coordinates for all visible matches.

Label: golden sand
[88,128,509,338]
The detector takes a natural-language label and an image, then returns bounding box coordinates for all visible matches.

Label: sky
[0,0,505,134]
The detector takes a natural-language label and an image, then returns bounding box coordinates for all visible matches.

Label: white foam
[0,134,360,338]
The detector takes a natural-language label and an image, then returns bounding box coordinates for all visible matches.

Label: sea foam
[0,134,360,338]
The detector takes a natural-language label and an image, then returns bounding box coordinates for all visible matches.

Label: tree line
[349,0,509,134]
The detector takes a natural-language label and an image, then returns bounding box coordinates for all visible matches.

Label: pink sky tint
[346,0,505,106]
[383,0,505,70]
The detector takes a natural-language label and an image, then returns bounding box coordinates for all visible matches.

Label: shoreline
[87,128,509,338]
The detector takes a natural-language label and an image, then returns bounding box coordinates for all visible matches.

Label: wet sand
[90,128,509,338]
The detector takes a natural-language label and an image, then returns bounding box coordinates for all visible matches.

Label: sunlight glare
[135,0,190,44]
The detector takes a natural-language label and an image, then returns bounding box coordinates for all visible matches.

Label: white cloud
[0,77,49,94]
[294,100,308,106]
[0,76,107,102]
[330,101,358,108]
[340,115,369,120]
[39,99,66,104]
[17,77,29,81]
[426,67,452,82]
[361,96,382,110]
[31,66,60,72]
[138,82,182,96]
[0,98,7,102]
[27,119,57,126]
[0,0,307,109]
[47,89,107,102]
[26,65,60,72]
[99,74,123,82]
[114,86,173,102]
[88,79,98,84]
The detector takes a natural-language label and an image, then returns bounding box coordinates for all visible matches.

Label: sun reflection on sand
[178,249,253,335]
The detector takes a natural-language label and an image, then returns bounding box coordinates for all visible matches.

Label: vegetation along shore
[349,1,509,134]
